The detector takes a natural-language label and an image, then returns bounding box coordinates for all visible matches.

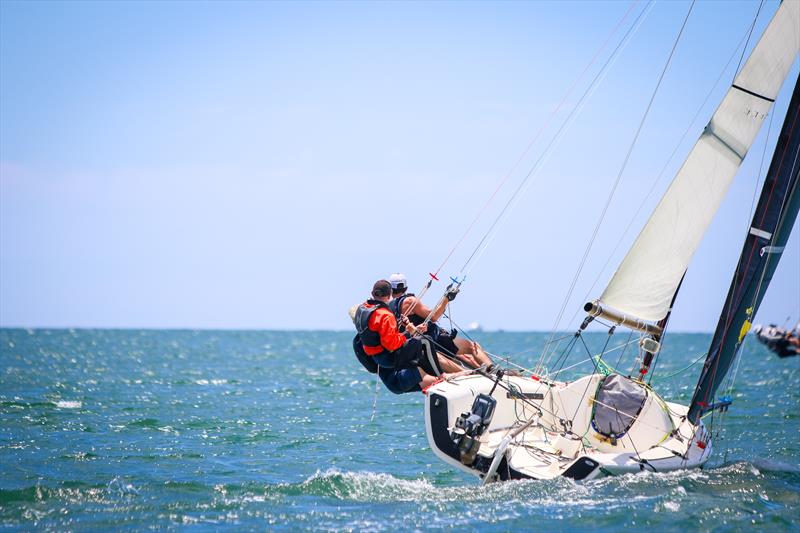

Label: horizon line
[0,325,720,334]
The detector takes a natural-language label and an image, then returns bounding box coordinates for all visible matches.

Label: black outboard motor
[450,393,497,465]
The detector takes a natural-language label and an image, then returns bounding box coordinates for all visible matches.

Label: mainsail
[597,1,800,324]
[688,73,800,423]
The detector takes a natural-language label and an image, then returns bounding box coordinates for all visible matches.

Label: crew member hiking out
[352,280,465,394]
[388,273,493,370]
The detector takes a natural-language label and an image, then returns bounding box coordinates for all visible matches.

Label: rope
[649,351,707,381]
[457,1,656,281]
[614,329,636,370]
[426,2,639,283]
[717,81,778,401]
[440,313,578,375]
[406,1,644,303]
[370,371,380,422]
[700,0,772,411]
[402,4,656,357]
[698,81,800,410]
[541,0,696,367]
[732,0,765,81]
[568,334,609,422]
[550,336,641,377]
[561,22,760,338]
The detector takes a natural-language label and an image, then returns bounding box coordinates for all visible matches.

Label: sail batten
[597,1,800,324]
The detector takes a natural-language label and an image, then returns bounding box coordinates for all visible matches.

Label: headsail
[688,73,800,424]
[597,1,800,324]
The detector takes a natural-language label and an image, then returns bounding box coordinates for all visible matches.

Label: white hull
[424,373,712,482]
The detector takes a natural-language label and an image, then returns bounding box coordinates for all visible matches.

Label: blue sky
[1,0,798,331]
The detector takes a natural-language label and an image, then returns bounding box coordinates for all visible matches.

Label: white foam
[195,379,228,386]
[663,501,680,512]
[55,400,82,409]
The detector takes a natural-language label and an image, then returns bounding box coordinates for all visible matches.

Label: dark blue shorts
[378,366,422,394]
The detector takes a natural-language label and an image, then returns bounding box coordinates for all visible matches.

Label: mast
[588,2,800,330]
[688,73,800,424]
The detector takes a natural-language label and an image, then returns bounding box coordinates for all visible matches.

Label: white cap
[389,273,407,290]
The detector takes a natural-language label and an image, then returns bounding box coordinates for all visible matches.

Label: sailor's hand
[446,287,460,301]
[417,323,428,334]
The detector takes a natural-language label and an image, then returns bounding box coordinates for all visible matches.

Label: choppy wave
[1,329,797,531]
[1,463,798,530]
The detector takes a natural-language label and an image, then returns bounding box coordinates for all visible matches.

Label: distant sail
[688,73,800,424]
[598,1,800,323]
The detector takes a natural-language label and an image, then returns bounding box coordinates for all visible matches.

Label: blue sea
[0,329,798,531]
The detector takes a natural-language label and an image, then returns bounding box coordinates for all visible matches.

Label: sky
[1,0,798,332]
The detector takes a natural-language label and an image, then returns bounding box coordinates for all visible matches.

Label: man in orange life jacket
[355,280,459,393]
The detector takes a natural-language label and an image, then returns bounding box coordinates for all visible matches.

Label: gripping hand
[446,286,460,302]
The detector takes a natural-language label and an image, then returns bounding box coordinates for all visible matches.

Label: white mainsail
[598,1,800,323]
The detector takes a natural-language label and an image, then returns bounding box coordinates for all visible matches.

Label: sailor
[784,325,800,352]
[354,280,463,394]
[388,273,492,370]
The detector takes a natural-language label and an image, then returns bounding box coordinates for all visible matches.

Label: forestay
[599,1,800,323]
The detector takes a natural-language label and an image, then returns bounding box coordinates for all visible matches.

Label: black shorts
[433,329,458,356]
[374,338,443,377]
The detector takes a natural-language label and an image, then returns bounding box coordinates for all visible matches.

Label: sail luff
[687,74,800,424]
[597,1,800,324]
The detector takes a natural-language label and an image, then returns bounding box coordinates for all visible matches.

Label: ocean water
[0,329,798,531]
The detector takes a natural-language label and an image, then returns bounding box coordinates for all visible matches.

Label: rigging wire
[558,23,760,340]
[614,329,636,370]
[549,336,641,377]
[442,310,572,361]
[569,333,610,422]
[445,310,642,377]
[402,2,654,337]
[647,351,706,380]
[401,1,645,312]
[718,92,778,401]
[369,372,381,422]
[726,109,800,398]
[702,0,769,401]
[691,69,798,456]
[683,1,774,422]
[540,0,697,368]
[732,0,765,81]
[456,1,656,280]
[699,80,800,411]
[404,0,654,362]
[423,0,642,286]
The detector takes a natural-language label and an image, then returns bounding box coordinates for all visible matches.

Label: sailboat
[423,1,800,482]
[752,323,800,357]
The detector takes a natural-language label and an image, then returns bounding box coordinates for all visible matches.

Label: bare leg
[470,341,492,366]
[419,369,438,389]
[436,352,465,373]
[455,353,479,368]
[453,337,492,366]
